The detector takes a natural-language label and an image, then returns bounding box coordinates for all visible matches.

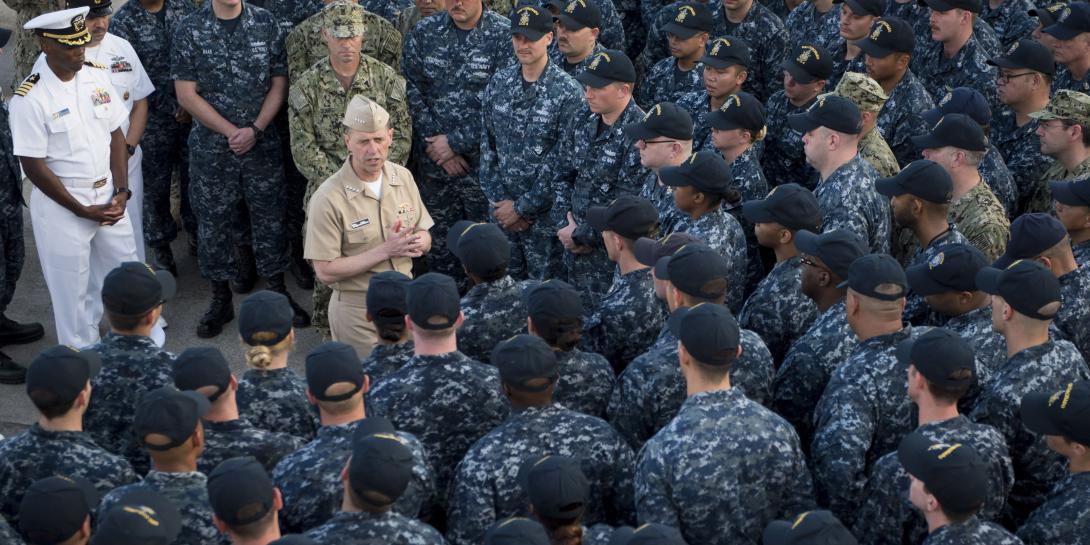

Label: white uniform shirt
[31,33,154,133]
[10,62,128,179]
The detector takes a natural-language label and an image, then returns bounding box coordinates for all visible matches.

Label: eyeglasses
[800,255,829,273]
[997,71,1037,83]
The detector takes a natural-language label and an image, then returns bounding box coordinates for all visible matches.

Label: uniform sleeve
[820,206,873,254]
[384,71,413,166]
[8,96,48,158]
[771,341,823,448]
[738,290,790,364]
[477,75,506,204]
[409,174,435,231]
[607,359,657,450]
[285,23,309,79]
[597,0,626,51]
[851,453,908,545]
[444,455,499,545]
[303,191,347,262]
[634,440,683,528]
[125,42,157,101]
[751,18,787,102]
[269,16,289,77]
[287,78,341,184]
[170,21,199,82]
[605,434,638,524]
[401,27,441,139]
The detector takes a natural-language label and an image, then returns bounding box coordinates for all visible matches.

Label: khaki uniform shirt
[304,158,434,292]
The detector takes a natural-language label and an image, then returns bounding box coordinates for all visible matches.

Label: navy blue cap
[486,518,550,545]
[795,230,868,279]
[1022,381,1090,445]
[896,328,976,388]
[367,270,411,326]
[207,457,276,526]
[911,113,987,152]
[305,341,365,401]
[1051,178,1090,206]
[66,0,113,17]
[918,0,982,13]
[856,17,915,57]
[838,254,908,300]
[172,347,232,402]
[905,243,988,295]
[520,455,588,519]
[586,195,660,240]
[742,183,822,231]
[762,510,858,545]
[921,88,991,127]
[1044,2,1090,40]
[269,537,319,545]
[635,232,702,267]
[102,261,176,317]
[988,38,1054,76]
[1029,2,1069,29]
[898,432,989,513]
[667,302,741,366]
[354,415,397,440]
[555,0,602,30]
[19,476,99,545]
[575,49,636,87]
[348,433,415,502]
[839,0,885,16]
[701,35,751,69]
[662,1,713,38]
[407,272,461,329]
[875,159,953,204]
[625,102,695,140]
[782,43,834,83]
[511,5,553,40]
[492,334,559,391]
[134,386,210,451]
[660,150,735,195]
[658,243,731,299]
[623,523,689,545]
[976,259,1062,320]
[523,279,584,323]
[238,290,293,346]
[448,220,510,276]
[707,91,766,132]
[788,95,862,135]
[26,345,101,408]
[993,213,1068,268]
[90,490,182,545]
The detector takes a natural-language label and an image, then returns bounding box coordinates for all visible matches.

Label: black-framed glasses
[800,255,829,272]
[997,71,1037,83]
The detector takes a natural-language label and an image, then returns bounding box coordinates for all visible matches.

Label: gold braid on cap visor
[40,28,92,47]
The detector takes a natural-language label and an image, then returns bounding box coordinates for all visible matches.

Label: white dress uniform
[10,7,161,347]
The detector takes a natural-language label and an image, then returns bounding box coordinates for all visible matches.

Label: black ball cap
[555,0,602,31]
[575,49,636,88]
[1051,177,1090,207]
[102,261,176,317]
[707,91,766,132]
[66,0,113,17]
[269,536,320,545]
[838,254,907,300]
[875,159,954,204]
[762,510,858,545]
[238,290,293,346]
[989,38,1054,76]
[586,195,660,240]
[856,17,915,58]
[305,341,364,401]
[367,270,412,326]
[510,5,553,40]
[523,279,584,322]
[662,1,713,38]
[172,346,232,402]
[897,432,989,513]
[622,523,689,545]
[26,345,101,408]
[635,232,702,267]
[1022,380,1090,446]
[659,150,735,196]
[975,259,1062,320]
[905,243,988,296]
[90,489,182,545]
[1030,2,1069,29]
[794,229,868,280]
[993,213,1068,268]
[701,35,752,69]
[1044,1,1090,40]
[354,415,398,440]
[658,243,731,299]
[447,220,510,277]
[625,102,695,141]
[519,455,589,520]
[348,433,415,503]
[492,334,559,391]
[0,28,11,49]
[896,328,976,388]
[911,113,986,152]
[838,0,885,16]
[788,94,862,135]
[133,386,211,451]
[741,183,823,231]
[921,88,990,128]
[207,457,275,526]
[667,302,741,366]
[918,0,981,13]
[19,476,99,544]
[486,518,550,545]
[782,43,834,83]
[407,272,460,330]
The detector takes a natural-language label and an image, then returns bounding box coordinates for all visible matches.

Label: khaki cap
[832,72,888,113]
[322,0,365,38]
[343,95,390,132]
[1029,89,1090,125]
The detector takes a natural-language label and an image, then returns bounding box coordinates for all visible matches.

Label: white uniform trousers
[126,145,145,262]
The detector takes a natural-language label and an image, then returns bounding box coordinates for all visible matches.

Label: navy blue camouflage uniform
[198,418,305,474]
[876,69,934,167]
[675,89,716,150]
[98,471,223,545]
[402,11,513,279]
[940,305,1006,393]
[1051,64,1090,94]
[681,203,751,313]
[361,0,414,22]
[783,2,840,52]
[361,341,416,385]
[990,108,1053,214]
[445,404,636,545]
[762,91,820,188]
[0,516,21,545]
[638,169,687,234]
[550,41,607,76]
[738,256,819,363]
[814,155,892,253]
[911,34,998,113]
[980,0,1037,46]
[0,101,25,317]
[922,518,1025,545]
[981,146,1018,216]
[236,367,320,441]
[171,3,291,281]
[903,227,969,325]
[638,57,706,109]
[479,61,585,280]
[1054,265,1090,362]
[1017,471,1090,545]
[306,510,446,545]
[554,348,617,418]
[582,267,666,371]
[457,276,531,362]
[1073,239,1090,268]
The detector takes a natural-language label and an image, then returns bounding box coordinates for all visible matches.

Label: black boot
[267,273,311,327]
[197,281,234,338]
[0,313,44,345]
[289,238,315,290]
[231,245,258,294]
[188,236,198,256]
[152,245,178,277]
[0,351,26,385]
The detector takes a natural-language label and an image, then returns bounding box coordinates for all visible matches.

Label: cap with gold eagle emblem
[1022,380,1090,445]
[18,475,100,544]
[781,43,833,84]
[762,510,858,545]
[575,48,635,87]
[662,1,712,39]
[700,35,751,69]
[510,5,553,40]
[855,16,915,58]
[898,431,989,513]
[23,6,92,47]
[555,0,602,31]
[624,101,694,140]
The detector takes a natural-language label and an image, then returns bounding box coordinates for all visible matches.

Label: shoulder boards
[84,60,108,69]
[14,73,40,97]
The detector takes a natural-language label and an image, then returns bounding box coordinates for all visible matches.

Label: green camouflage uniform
[828,73,900,179]
[1026,90,1090,213]
[859,130,901,178]
[286,0,403,79]
[893,182,1010,264]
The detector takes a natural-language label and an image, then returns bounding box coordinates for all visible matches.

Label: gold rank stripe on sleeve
[83,60,108,69]
[14,73,40,97]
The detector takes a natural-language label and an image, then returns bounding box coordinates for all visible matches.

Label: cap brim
[974,266,1003,295]
[624,122,660,141]
[662,22,703,39]
[575,71,616,88]
[761,520,793,545]
[856,38,896,58]
[586,206,610,232]
[992,252,1015,269]
[920,0,958,11]
[513,28,548,41]
[446,219,475,258]
[635,237,660,267]
[920,108,942,127]
[740,199,775,223]
[1050,180,1090,206]
[781,59,819,84]
[905,262,953,296]
[875,176,908,197]
[987,56,1023,70]
[788,113,821,134]
[896,430,932,479]
[1043,22,1083,41]
[89,6,113,17]
[700,55,744,69]
[555,14,589,31]
[706,110,744,131]
[794,229,821,256]
[910,133,946,150]
[654,255,673,280]
[895,336,915,369]
[658,167,691,188]
[1020,390,1067,436]
[181,389,213,417]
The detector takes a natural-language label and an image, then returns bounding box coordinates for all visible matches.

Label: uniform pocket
[47,117,74,156]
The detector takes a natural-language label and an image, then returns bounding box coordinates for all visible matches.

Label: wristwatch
[114,187,133,200]
[250,124,264,140]
[126,144,136,156]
